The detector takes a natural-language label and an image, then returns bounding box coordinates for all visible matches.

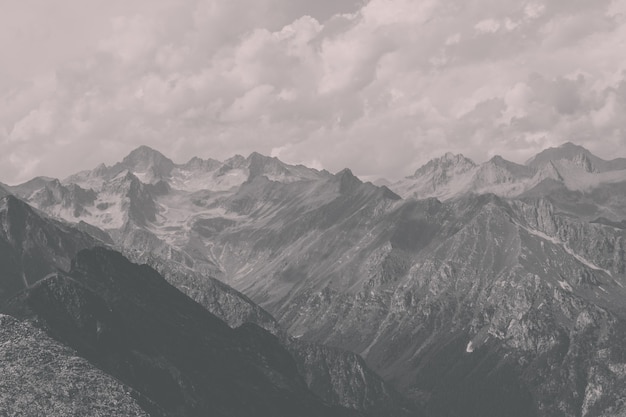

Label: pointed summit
[122,145,174,171]
[119,145,175,183]
[333,168,363,194]
[486,155,529,171]
[525,141,626,173]
[411,153,476,179]
[526,142,592,168]
[92,163,108,176]
[247,152,291,180]
[182,156,221,171]
[10,177,57,198]
[479,155,533,180]
[391,153,478,200]
[535,160,564,182]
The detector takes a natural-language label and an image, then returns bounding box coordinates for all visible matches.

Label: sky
[2,0,626,184]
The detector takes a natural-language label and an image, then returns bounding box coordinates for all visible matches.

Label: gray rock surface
[0,314,150,417]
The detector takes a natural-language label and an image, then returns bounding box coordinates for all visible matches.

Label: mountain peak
[336,167,356,178]
[443,151,461,161]
[124,144,163,157]
[247,151,271,160]
[122,145,172,166]
[247,152,292,180]
[246,152,280,168]
[484,155,532,175]
[182,156,221,171]
[560,141,586,151]
[334,168,363,193]
[92,163,108,176]
[488,155,506,164]
[223,154,247,168]
[410,153,476,180]
[525,142,593,168]
[120,146,175,181]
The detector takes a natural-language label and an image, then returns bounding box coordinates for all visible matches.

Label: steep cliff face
[124,249,282,335]
[28,180,97,218]
[0,314,153,416]
[286,338,417,417]
[394,153,478,200]
[0,195,103,303]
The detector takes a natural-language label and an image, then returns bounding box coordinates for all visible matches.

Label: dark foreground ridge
[3,247,362,417]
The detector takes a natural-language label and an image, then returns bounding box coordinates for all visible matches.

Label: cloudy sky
[2,0,626,184]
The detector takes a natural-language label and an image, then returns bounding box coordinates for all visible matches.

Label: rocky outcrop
[0,314,152,416]
[0,195,103,303]
[286,338,417,417]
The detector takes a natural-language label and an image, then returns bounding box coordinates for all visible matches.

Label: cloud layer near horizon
[2,0,626,184]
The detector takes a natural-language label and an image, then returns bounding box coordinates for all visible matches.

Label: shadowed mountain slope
[0,196,414,416]
[3,247,365,417]
[0,195,103,304]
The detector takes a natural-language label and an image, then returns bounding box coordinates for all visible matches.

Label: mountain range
[1,142,626,416]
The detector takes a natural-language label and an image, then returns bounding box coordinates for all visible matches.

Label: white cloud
[9,104,56,143]
[475,19,501,33]
[221,84,276,122]
[591,92,617,127]
[1,0,626,183]
[99,15,158,63]
[524,3,546,20]
[445,33,462,45]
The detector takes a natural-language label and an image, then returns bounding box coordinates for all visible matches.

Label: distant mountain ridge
[525,142,626,172]
[63,147,329,193]
[393,142,626,201]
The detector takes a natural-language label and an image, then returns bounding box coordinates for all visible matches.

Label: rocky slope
[202,182,626,416]
[0,195,104,303]
[64,146,328,192]
[0,314,152,416]
[286,338,415,417]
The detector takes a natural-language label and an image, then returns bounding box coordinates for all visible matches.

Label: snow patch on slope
[169,168,248,192]
[519,223,613,277]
